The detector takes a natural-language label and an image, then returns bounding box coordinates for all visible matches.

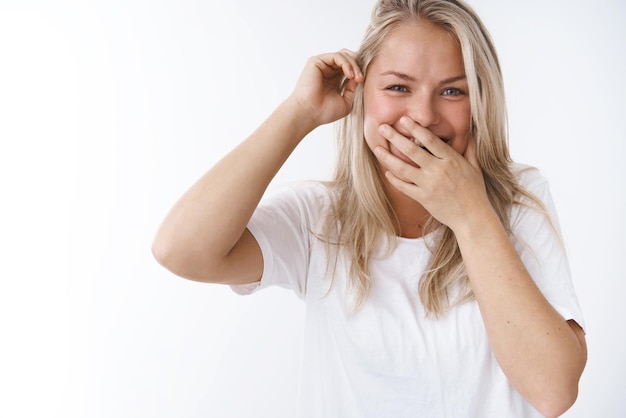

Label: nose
[406,94,439,127]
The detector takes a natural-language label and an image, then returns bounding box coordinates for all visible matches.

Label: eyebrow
[439,74,467,85]
[379,71,417,82]
[379,71,467,85]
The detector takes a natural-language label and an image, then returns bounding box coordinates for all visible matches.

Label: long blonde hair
[323,0,535,316]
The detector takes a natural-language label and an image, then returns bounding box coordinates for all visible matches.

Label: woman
[153,0,586,416]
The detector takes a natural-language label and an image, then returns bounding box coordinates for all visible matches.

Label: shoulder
[257,181,335,227]
[509,163,561,234]
[510,163,553,203]
[262,181,334,209]
[511,163,548,190]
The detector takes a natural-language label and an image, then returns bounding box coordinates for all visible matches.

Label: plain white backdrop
[1,0,624,416]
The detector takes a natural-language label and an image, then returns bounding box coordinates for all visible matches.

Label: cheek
[363,110,379,149]
[365,96,402,123]
[363,95,402,147]
[449,106,472,154]
[451,134,470,155]
[362,97,382,149]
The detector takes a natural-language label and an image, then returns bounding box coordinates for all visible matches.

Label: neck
[384,181,431,239]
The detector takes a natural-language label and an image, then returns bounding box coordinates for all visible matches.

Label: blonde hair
[323,0,538,315]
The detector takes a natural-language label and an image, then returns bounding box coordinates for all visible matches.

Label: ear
[463,138,480,170]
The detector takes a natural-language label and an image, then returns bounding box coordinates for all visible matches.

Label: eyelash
[387,84,409,92]
[386,85,466,96]
[442,87,465,96]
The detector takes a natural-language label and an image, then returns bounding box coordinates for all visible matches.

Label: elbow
[529,328,587,417]
[151,234,184,277]
[531,375,581,418]
[151,234,207,282]
[151,233,230,284]
[151,236,174,272]
[536,388,578,418]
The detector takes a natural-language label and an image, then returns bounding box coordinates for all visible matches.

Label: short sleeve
[230,183,329,299]
[510,167,585,330]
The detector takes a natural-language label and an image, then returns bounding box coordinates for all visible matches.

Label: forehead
[370,21,464,76]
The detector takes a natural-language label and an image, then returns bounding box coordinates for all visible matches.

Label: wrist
[246,97,319,156]
[282,94,325,132]
[451,205,505,245]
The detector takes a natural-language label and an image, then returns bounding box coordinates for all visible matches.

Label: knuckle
[402,143,420,158]
[395,163,413,179]
[421,133,437,144]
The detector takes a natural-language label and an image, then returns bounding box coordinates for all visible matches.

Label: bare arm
[376,119,587,418]
[152,51,363,285]
[454,205,587,418]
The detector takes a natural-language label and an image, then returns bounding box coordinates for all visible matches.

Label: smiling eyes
[385,85,466,97]
[387,84,409,92]
[442,87,464,96]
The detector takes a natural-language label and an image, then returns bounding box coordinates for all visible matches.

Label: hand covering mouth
[411,135,450,153]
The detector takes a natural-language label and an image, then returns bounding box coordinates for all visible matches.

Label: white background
[1,0,624,416]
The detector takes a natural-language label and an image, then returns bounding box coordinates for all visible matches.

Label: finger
[314,53,346,77]
[341,77,359,101]
[374,143,422,184]
[336,51,363,102]
[312,54,343,79]
[320,50,363,83]
[378,123,431,167]
[384,169,423,203]
[337,49,364,81]
[398,116,450,158]
[339,48,357,58]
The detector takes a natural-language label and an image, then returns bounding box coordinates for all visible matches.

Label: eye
[441,87,465,96]
[387,84,409,92]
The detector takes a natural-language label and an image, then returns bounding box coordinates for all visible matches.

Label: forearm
[454,208,586,417]
[152,99,316,280]
[153,50,363,282]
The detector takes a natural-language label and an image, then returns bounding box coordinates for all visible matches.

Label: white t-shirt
[232,166,585,418]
